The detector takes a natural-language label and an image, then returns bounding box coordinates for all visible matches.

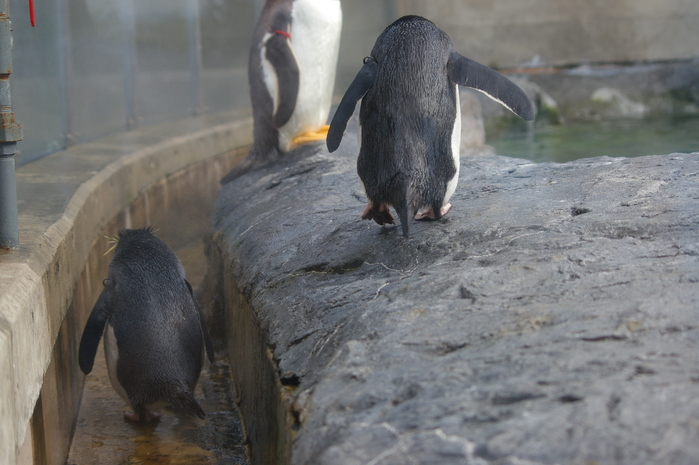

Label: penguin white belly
[277,0,342,151]
[443,87,461,206]
[104,323,130,403]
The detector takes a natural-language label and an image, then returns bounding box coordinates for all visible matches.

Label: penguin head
[105,227,185,279]
[104,227,159,256]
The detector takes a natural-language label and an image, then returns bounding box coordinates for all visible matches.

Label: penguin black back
[359,16,458,236]
[79,228,214,422]
[328,16,535,237]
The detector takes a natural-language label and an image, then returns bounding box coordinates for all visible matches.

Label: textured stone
[211,127,699,464]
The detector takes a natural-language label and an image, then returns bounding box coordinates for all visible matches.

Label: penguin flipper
[78,278,116,375]
[264,32,300,128]
[327,58,378,152]
[186,279,215,364]
[448,51,535,121]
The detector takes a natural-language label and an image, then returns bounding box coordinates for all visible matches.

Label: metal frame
[0,0,22,249]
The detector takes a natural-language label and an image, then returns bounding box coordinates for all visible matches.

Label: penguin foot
[414,203,452,221]
[362,201,394,225]
[124,408,161,423]
[290,125,331,148]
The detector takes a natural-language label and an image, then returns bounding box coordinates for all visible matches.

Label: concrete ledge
[208,135,699,464]
[0,112,252,465]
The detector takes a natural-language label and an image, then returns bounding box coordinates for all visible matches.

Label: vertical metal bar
[188,0,203,115]
[0,0,22,249]
[121,0,138,130]
[58,0,77,146]
[387,0,400,20]
[0,150,18,249]
[253,0,264,20]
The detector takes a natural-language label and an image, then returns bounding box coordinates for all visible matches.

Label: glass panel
[68,0,129,144]
[133,0,193,126]
[336,0,398,94]
[11,0,67,165]
[8,0,398,165]
[200,0,254,114]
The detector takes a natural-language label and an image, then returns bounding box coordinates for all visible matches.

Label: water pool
[488,116,699,163]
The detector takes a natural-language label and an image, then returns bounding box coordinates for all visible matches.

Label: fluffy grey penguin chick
[327,15,535,237]
[79,228,214,423]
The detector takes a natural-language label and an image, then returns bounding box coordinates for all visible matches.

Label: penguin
[327,16,535,237]
[222,0,342,183]
[78,228,214,422]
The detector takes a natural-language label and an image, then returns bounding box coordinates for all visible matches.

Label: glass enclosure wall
[7,0,696,166]
[10,0,255,165]
[9,0,399,166]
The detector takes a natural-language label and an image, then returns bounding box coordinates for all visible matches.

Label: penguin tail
[397,203,411,237]
[172,391,206,419]
[395,184,420,237]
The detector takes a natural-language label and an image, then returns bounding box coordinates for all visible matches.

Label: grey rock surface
[211,129,699,464]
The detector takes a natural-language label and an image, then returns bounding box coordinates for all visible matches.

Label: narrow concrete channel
[66,236,250,465]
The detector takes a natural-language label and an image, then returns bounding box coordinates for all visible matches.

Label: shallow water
[488,116,699,163]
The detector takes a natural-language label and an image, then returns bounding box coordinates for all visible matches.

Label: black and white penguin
[78,228,214,422]
[327,16,535,236]
[222,0,342,183]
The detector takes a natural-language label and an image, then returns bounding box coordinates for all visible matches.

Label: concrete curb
[0,114,252,465]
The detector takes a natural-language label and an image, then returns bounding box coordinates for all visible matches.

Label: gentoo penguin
[78,228,214,422]
[327,16,535,236]
[222,0,342,183]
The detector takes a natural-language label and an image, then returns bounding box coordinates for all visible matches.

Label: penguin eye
[363,56,376,64]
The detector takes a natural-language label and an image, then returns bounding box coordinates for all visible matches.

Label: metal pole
[58,0,77,146]
[121,0,138,130]
[253,0,264,20]
[188,0,203,115]
[0,0,23,249]
[387,0,400,19]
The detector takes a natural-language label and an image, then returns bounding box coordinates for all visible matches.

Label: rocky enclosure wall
[208,130,699,464]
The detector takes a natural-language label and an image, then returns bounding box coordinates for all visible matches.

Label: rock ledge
[209,138,699,465]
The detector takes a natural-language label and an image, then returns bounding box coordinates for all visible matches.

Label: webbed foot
[290,125,331,148]
[414,203,452,221]
[362,201,394,225]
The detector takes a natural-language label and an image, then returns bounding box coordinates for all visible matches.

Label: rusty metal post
[0,0,23,249]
